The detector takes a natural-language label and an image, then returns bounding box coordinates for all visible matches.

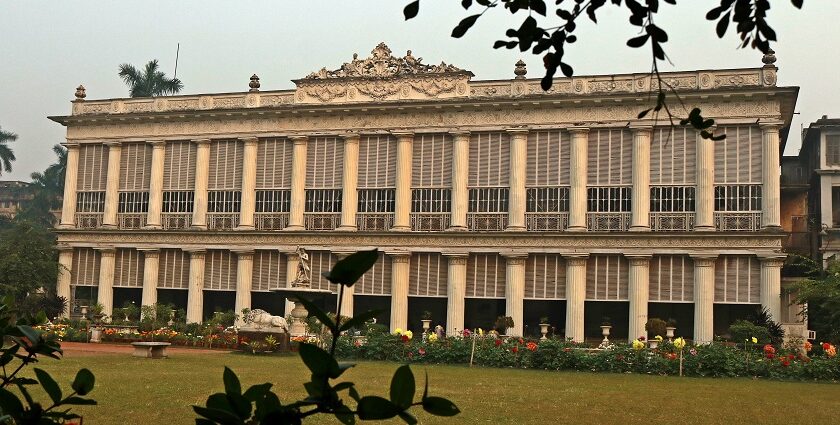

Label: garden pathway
[60,342,231,357]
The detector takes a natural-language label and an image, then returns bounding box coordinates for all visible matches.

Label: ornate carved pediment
[294,42,472,104]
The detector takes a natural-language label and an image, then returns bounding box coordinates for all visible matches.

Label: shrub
[729,320,771,344]
[645,318,667,339]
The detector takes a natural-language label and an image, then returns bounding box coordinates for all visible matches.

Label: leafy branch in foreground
[403,0,806,139]
[0,296,97,424]
[194,249,460,424]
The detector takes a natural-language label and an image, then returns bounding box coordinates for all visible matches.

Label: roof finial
[74,85,86,101]
[249,74,261,92]
[514,59,527,79]
[762,48,777,67]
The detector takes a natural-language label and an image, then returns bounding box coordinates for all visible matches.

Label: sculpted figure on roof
[303,42,468,80]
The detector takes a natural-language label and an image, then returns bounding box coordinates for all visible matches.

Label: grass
[25,352,840,424]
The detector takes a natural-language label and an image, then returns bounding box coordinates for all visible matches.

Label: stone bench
[131,342,171,359]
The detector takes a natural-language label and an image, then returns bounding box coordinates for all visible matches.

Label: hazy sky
[1,1,838,181]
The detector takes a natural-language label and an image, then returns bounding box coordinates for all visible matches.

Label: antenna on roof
[174,43,180,78]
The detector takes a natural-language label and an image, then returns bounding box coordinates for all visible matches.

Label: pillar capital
[147,139,166,148]
[342,133,361,143]
[629,124,653,135]
[758,254,786,268]
[138,248,160,258]
[502,252,528,266]
[103,140,122,148]
[505,127,529,136]
[232,249,255,260]
[391,132,415,141]
[290,135,308,145]
[62,141,80,149]
[449,130,470,140]
[625,254,652,266]
[444,252,469,265]
[567,126,590,135]
[57,245,75,253]
[184,249,206,260]
[95,247,116,257]
[691,254,718,267]
[239,136,259,145]
[193,138,211,147]
[759,120,785,130]
[387,251,412,263]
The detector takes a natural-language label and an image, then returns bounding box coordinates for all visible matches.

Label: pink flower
[418,348,426,355]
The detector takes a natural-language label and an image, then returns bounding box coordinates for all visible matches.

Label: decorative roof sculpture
[301,42,471,80]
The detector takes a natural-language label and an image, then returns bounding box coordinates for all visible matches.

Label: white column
[96,248,116,319]
[186,250,206,323]
[760,255,785,322]
[627,255,651,341]
[237,137,258,230]
[57,247,74,318]
[392,132,414,231]
[390,252,411,331]
[449,132,470,231]
[630,127,651,231]
[568,128,589,231]
[504,254,526,336]
[191,139,211,229]
[284,251,299,316]
[506,129,528,231]
[234,250,254,325]
[820,175,834,229]
[445,253,468,335]
[140,249,159,312]
[338,134,360,231]
[564,254,588,342]
[761,122,784,230]
[58,142,80,229]
[692,255,716,343]
[145,140,166,229]
[334,252,354,317]
[101,142,122,228]
[695,133,715,231]
[287,136,308,230]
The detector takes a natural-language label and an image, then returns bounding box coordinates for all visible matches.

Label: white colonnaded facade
[50,43,798,342]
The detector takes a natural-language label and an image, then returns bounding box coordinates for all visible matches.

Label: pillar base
[143,224,162,230]
[390,225,411,232]
[235,225,255,231]
[629,225,650,232]
[693,225,715,232]
[505,225,526,232]
[100,223,117,230]
[337,225,358,231]
[57,223,75,229]
[284,225,305,231]
[190,225,207,231]
[446,226,468,232]
[566,225,587,232]
[760,225,783,232]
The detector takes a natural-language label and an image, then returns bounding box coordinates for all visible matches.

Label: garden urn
[649,339,659,349]
[90,327,102,343]
[421,319,431,332]
[600,325,611,344]
[539,323,550,340]
[666,327,676,341]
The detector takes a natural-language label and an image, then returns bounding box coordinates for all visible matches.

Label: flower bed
[35,322,244,350]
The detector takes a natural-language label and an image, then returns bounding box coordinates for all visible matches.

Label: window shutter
[306,137,344,188]
[715,256,760,303]
[469,133,510,187]
[586,255,628,300]
[649,256,694,302]
[358,135,397,189]
[412,134,453,187]
[163,141,196,190]
[252,250,286,291]
[71,248,100,286]
[466,254,505,298]
[77,144,108,191]
[525,254,566,299]
[114,249,143,287]
[651,128,696,185]
[527,130,570,186]
[256,138,293,189]
[204,250,237,291]
[356,252,393,295]
[309,251,339,293]
[208,140,243,190]
[158,249,189,289]
[119,143,152,191]
[409,253,448,296]
[715,126,762,184]
[587,130,632,185]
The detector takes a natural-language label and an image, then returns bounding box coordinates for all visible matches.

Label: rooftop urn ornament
[74,85,86,101]
[249,74,260,92]
[514,59,527,79]
[762,48,777,67]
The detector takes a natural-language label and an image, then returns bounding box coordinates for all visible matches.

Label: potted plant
[538,316,550,340]
[645,318,667,345]
[600,317,612,343]
[495,316,514,335]
[665,318,677,341]
[89,303,107,343]
[421,311,432,332]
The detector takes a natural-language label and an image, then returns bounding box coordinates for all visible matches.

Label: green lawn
[27,352,840,424]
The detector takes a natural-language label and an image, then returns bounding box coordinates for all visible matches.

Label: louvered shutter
[114,249,143,287]
[256,138,293,189]
[527,130,570,186]
[309,251,338,292]
[158,249,189,289]
[163,141,196,190]
[585,255,629,300]
[649,256,694,302]
[204,250,237,290]
[252,250,287,291]
[651,128,696,185]
[77,144,108,191]
[525,254,566,299]
[466,254,505,298]
[358,135,397,189]
[119,143,152,190]
[306,137,344,188]
[412,134,453,187]
[409,253,448,296]
[469,133,510,187]
[208,140,243,190]
[715,126,762,184]
[715,256,760,303]
[356,252,392,295]
[587,129,632,185]
[71,248,100,286]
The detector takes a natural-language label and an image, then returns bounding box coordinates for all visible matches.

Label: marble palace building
[50,43,799,342]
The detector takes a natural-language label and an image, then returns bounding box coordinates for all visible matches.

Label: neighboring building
[800,116,840,261]
[0,181,35,218]
[50,43,799,342]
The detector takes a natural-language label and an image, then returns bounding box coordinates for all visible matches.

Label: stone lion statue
[244,309,288,332]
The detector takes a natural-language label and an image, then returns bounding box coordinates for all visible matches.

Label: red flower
[401,335,410,343]
[782,359,790,367]
[494,339,502,347]
[638,336,646,341]
[418,348,426,355]
[511,346,519,354]
[823,342,831,350]
[563,347,572,352]
[518,338,525,345]
[787,354,795,360]
[666,353,677,361]
[763,344,776,355]
[526,342,538,352]
[766,353,775,359]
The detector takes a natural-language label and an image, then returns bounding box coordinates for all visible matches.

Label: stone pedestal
[288,298,309,337]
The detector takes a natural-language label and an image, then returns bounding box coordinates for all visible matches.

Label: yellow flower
[477,328,484,336]
[393,328,403,335]
[428,333,438,343]
[632,339,645,350]
[655,335,663,342]
[673,337,686,350]
[404,330,413,340]
[751,337,758,344]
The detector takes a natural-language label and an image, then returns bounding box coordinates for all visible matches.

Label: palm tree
[118,59,183,97]
[0,126,17,177]
[21,145,67,226]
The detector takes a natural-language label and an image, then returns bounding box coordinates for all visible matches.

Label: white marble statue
[244,309,288,332]
[295,246,311,284]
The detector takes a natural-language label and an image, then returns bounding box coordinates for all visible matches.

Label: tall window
[162,141,196,229]
[411,134,453,231]
[468,132,510,231]
[117,142,152,228]
[650,127,697,231]
[305,137,344,230]
[357,135,397,231]
[207,140,243,230]
[713,126,762,231]
[75,144,107,228]
[526,130,570,231]
[586,129,632,231]
[826,135,840,166]
[832,187,840,227]
[255,138,293,229]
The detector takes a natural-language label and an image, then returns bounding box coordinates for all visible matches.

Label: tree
[117,59,183,98]
[0,126,17,176]
[795,258,840,343]
[0,219,59,303]
[403,0,806,139]
[20,144,67,226]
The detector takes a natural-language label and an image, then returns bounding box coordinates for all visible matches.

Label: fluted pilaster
[57,247,73,318]
[96,248,116,318]
[695,133,715,231]
[506,129,528,231]
[144,140,166,229]
[760,255,785,322]
[449,132,470,231]
[237,137,258,230]
[504,254,527,336]
[287,136,308,230]
[761,122,784,230]
[390,252,411,331]
[101,142,122,228]
[565,254,588,341]
[191,139,211,229]
[630,127,651,231]
[568,128,589,231]
[284,251,299,316]
[445,253,468,335]
[627,255,651,341]
[393,133,414,231]
[338,134,360,231]
[186,250,206,323]
[58,142,80,228]
[693,255,717,343]
[139,249,160,312]
[333,252,354,317]
[234,250,254,325]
